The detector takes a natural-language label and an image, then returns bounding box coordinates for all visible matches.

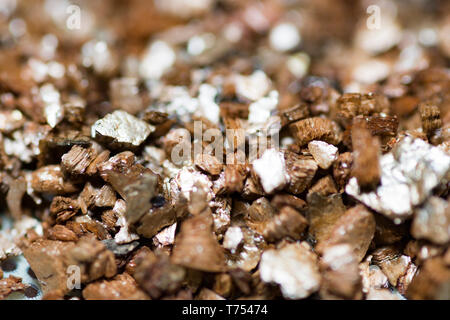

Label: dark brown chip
[98,152,159,224]
[86,150,110,176]
[319,244,362,300]
[371,246,417,294]
[79,182,117,214]
[332,152,353,190]
[270,193,307,211]
[22,240,76,296]
[50,196,80,224]
[64,235,117,283]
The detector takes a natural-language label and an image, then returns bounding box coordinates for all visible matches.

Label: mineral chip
[259,242,320,299]
[91,110,155,148]
[346,137,450,220]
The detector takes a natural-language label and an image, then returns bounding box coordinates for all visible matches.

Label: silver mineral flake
[91,110,155,148]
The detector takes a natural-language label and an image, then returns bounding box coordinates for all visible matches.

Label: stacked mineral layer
[0,0,449,300]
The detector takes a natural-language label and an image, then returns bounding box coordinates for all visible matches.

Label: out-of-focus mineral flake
[346,137,450,220]
[252,148,288,194]
[269,23,301,52]
[40,83,63,128]
[234,70,271,101]
[411,197,450,245]
[259,242,320,299]
[140,40,175,80]
[91,110,155,148]
[248,90,278,125]
[308,140,338,169]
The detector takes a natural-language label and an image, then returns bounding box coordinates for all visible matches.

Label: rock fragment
[171,214,226,272]
[346,137,450,220]
[259,242,321,299]
[289,117,342,147]
[411,197,450,245]
[308,140,338,169]
[83,273,149,300]
[407,257,450,300]
[316,205,376,262]
[91,110,155,149]
[306,193,347,244]
[31,165,78,195]
[284,152,318,194]
[252,148,288,194]
[98,152,159,224]
[61,146,97,176]
[0,275,29,299]
[320,244,362,299]
[351,120,381,190]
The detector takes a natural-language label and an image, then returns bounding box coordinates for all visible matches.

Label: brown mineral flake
[262,206,308,242]
[306,193,346,244]
[289,117,342,147]
[351,120,381,190]
[47,225,79,242]
[61,145,96,176]
[134,250,185,299]
[6,176,27,219]
[419,102,442,138]
[333,152,353,190]
[64,235,117,284]
[284,152,318,194]
[172,214,226,273]
[31,165,78,195]
[407,257,450,300]
[320,244,362,300]
[83,273,149,300]
[337,93,390,125]
[22,239,76,296]
[316,205,376,262]
[98,152,158,224]
[50,196,80,224]
[372,246,417,294]
[0,275,29,300]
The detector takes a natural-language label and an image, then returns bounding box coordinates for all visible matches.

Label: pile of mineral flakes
[0,0,450,300]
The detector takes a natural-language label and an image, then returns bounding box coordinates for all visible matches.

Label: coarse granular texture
[0,0,449,301]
